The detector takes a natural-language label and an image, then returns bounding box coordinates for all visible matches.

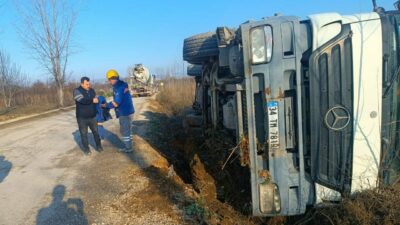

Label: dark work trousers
[119,115,132,150]
[77,117,101,150]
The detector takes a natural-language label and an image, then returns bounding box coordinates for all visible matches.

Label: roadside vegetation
[1,0,79,120]
[296,185,400,225]
[156,77,196,116]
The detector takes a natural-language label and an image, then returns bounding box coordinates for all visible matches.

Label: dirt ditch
[144,99,267,224]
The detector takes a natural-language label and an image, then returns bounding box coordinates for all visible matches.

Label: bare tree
[15,0,78,107]
[0,50,28,108]
[153,60,185,79]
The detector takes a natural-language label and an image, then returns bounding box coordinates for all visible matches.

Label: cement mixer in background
[128,64,157,97]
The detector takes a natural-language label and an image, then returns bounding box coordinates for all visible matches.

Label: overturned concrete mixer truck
[183,4,400,217]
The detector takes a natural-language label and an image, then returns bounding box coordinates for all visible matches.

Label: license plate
[267,101,280,153]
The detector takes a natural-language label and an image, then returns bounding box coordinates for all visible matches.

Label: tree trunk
[7,93,11,108]
[7,87,15,108]
[0,83,7,108]
[2,96,6,108]
[57,86,64,108]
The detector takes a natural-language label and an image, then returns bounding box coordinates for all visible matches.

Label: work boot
[97,146,104,152]
[83,149,91,155]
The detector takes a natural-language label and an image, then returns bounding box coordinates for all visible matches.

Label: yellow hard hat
[106,69,119,80]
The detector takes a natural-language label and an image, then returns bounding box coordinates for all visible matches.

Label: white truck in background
[183,2,400,216]
[128,64,156,97]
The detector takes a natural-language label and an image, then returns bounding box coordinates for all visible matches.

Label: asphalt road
[0,97,175,225]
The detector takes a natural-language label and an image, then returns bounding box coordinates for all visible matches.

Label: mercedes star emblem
[324,106,351,131]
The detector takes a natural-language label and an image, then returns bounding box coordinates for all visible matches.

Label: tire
[183,32,219,65]
[187,64,202,76]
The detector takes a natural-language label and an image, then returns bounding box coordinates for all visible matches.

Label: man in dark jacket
[73,77,103,155]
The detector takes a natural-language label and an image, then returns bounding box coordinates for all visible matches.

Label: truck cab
[183,7,400,217]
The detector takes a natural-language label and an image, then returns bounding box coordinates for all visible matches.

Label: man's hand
[93,97,99,104]
[124,88,129,93]
[102,101,118,108]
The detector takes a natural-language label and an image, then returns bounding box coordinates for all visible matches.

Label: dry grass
[295,184,400,225]
[0,81,76,109]
[156,77,196,115]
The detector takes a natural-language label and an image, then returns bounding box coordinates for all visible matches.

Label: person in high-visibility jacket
[103,69,135,152]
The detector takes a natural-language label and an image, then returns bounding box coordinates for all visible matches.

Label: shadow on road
[103,128,126,149]
[73,127,126,153]
[0,156,12,183]
[36,184,88,225]
[72,130,94,153]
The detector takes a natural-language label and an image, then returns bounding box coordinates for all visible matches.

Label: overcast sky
[0,0,395,82]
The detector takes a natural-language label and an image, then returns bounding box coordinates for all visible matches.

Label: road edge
[0,105,75,129]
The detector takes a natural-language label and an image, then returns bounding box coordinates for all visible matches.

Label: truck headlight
[259,183,281,214]
[251,26,272,64]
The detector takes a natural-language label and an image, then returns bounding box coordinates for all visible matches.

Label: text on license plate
[267,101,279,152]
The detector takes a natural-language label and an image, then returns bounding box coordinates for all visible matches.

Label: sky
[0,0,396,82]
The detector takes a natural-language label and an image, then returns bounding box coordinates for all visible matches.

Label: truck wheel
[183,32,219,65]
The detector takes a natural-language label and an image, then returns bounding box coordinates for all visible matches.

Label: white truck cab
[309,12,384,201]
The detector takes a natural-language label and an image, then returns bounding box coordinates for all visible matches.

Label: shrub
[156,77,195,115]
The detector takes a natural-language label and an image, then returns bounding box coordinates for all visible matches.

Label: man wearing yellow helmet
[104,69,135,153]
